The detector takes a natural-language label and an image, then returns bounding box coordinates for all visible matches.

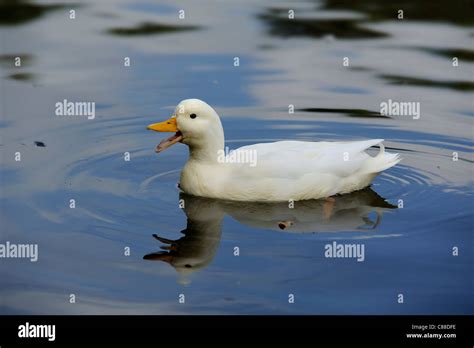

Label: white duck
[147,99,400,202]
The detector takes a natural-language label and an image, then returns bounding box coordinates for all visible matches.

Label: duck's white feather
[236,139,384,178]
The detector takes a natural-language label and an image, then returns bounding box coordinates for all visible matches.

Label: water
[0,0,472,314]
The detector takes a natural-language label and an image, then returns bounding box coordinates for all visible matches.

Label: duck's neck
[188,136,224,164]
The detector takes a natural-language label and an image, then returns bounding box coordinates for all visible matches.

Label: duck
[147,99,400,202]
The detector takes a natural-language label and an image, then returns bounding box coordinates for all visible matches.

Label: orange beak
[147,116,178,132]
[147,116,183,153]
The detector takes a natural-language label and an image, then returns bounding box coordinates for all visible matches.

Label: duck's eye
[190,113,197,119]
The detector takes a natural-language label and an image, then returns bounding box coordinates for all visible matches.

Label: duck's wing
[231,139,387,179]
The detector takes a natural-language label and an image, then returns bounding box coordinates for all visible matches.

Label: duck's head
[147,99,224,155]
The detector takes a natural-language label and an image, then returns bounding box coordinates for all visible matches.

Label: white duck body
[148,99,400,202]
[180,139,399,201]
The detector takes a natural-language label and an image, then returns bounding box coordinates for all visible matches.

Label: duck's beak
[143,253,173,263]
[147,116,183,153]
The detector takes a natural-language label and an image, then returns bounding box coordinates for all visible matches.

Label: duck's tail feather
[365,141,401,174]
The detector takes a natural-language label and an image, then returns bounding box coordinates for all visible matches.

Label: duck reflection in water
[143,188,396,277]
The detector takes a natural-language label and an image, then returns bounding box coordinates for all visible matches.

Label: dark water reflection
[299,107,386,118]
[107,22,199,36]
[0,0,72,26]
[259,9,387,39]
[322,0,474,26]
[419,48,474,62]
[0,0,472,314]
[260,0,474,40]
[379,74,474,92]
